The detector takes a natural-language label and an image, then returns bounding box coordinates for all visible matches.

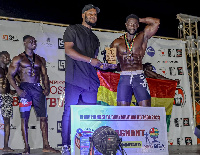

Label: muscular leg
[117,101,131,106]
[40,117,60,153]
[138,98,151,107]
[21,117,30,154]
[2,117,14,152]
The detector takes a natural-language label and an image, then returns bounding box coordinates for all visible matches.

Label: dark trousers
[62,82,98,146]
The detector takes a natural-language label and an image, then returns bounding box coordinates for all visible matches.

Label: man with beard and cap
[110,14,160,107]
[61,4,115,154]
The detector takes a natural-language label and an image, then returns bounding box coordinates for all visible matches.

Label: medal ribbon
[24,51,35,75]
[124,33,136,52]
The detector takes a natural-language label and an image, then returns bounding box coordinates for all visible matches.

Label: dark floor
[1,145,200,155]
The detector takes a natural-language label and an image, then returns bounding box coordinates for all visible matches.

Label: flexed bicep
[140,17,160,40]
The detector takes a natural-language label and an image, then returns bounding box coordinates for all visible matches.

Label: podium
[71,105,168,155]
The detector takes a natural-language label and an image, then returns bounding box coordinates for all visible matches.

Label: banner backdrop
[0,19,196,150]
[143,38,196,145]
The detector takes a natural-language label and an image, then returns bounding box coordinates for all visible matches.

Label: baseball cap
[82,4,100,14]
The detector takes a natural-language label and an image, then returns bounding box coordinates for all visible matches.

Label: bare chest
[20,56,42,68]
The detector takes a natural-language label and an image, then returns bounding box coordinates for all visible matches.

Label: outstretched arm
[145,70,180,84]
[139,17,160,40]
[65,42,102,68]
[145,70,168,80]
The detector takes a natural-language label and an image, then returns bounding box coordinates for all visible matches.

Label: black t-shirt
[63,24,100,91]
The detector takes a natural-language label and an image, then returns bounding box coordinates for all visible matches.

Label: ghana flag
[97,71,177,132]
[146,78,177,132]
[97,71,120,106]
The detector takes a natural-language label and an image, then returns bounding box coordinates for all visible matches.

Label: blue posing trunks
[117,70,151,103]
[18,82,47,118]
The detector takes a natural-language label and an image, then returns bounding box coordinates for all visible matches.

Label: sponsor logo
[174,118,182,127]
[58,38,64,49]
[177,138,183,145]
[185,137,192,145]
[174,86,186,107]
[177,67,184,75]
[58,60,65,71]
[168,49,183,57]
[75,128,100,154]
[169,67,176,76]
[168,139,174,145]
[168,49,176,57]
[57,121,62,133]
[174,118,190,127]
[144,127,166,150]
[183,118,190,126]
[176,49,182,57]
[2,34,19,41]
[42,37,53,47]
[146,46,155,57]
[158,48,166,57]
[159,67,167,75]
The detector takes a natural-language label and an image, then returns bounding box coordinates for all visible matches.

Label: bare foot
[2,147,14,152]
[43,146,60,153]
[22,147,30,154]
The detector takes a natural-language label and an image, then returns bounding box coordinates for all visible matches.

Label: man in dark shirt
[62,4,112,154]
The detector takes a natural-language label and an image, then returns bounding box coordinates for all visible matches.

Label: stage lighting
[89,126,122,155]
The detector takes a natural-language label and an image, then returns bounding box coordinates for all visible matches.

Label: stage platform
[1,145,200,155]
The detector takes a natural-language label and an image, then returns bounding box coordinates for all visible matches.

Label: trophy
[100,47,117,70]
[105,47,117,64]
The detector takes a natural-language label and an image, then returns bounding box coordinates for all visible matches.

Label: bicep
[144,24,159,40]
[8,57,20,76]
[110,40,118,48]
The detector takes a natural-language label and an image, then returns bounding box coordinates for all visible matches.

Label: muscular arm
[0,68,4,88]
[40,57,50,96]
[139,17,160,40]
[110,38,123,71]
[110,38,120,61]
[145,70,169,80]
[7,56,22,93]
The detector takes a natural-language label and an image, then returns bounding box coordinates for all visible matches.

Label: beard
[127,29,137,35]
[85,16,96,27]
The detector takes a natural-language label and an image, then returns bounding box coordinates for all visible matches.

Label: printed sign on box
[71,105,168,155]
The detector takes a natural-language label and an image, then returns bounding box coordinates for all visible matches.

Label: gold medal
[32,71,35,76]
